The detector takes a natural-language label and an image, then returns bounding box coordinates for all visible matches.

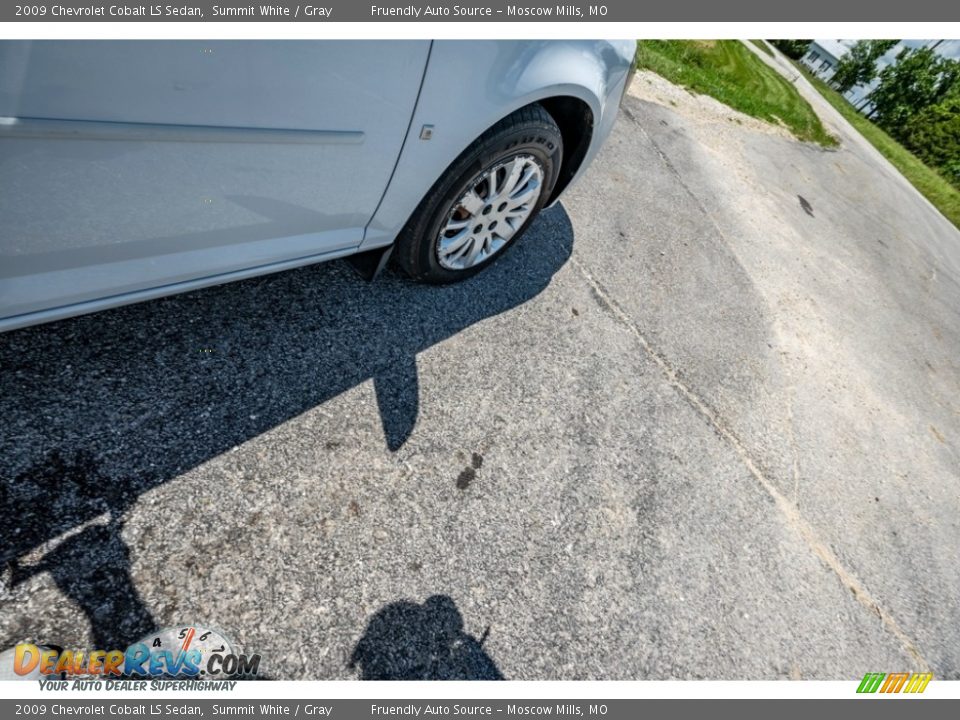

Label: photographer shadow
[350,595,504,680]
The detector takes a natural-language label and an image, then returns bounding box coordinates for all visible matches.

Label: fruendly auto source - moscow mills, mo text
[369,5,605,17]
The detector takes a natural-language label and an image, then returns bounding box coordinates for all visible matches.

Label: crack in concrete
[576,103,934,668]
[579,97,934,669]
[571,254,930,671]
[785,383,802,508]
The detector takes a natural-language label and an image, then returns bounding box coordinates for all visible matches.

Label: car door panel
[0,40,430,319]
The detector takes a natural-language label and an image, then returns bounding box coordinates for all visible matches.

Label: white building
[799,40,849,82]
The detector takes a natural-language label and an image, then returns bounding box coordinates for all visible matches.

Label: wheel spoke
[440,228,472,257]
[500,217,520,236]
[509,167,535,195]
[447,239,473,265]
[486,169,499,200]
[508,180,539,208]
[445,217,471,231]
[501,159,525,198]
[464,235,485,266]
[458,189,485,216]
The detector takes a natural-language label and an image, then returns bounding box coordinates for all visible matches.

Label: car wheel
[395,103,563,283]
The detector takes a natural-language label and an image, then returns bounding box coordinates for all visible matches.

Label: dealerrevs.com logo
[4,625,261,681]
[856,672,933,694]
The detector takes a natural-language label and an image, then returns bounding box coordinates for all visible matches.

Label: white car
[0,40,635,332]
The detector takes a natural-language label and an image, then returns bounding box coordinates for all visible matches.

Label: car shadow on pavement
[0,204,574,649]
[349,595,504,680]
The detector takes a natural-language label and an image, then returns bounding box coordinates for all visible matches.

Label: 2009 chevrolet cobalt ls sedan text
[0,40,636,332]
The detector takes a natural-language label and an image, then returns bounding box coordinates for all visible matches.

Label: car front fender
[361,40,634,250]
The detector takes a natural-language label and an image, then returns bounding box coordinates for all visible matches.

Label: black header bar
[2,0,958,22]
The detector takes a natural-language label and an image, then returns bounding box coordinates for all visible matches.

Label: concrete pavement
[2,67,958,680]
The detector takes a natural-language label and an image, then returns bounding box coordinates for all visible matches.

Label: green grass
[798,66,960,230]
[748,39,774,57]
[635,40,837,147]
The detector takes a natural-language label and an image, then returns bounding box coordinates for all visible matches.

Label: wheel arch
[537,95,595,204]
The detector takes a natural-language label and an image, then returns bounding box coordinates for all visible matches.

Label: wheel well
[537,96,595,203]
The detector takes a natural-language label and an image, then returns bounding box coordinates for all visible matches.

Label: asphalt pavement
[2,66,959,680]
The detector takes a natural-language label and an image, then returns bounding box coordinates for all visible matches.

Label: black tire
[395,103,563,283]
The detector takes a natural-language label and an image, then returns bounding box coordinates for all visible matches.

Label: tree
[902,93,960,187]
[769,40,811,59]
[830,40,899,93]
[869,46,960,135]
